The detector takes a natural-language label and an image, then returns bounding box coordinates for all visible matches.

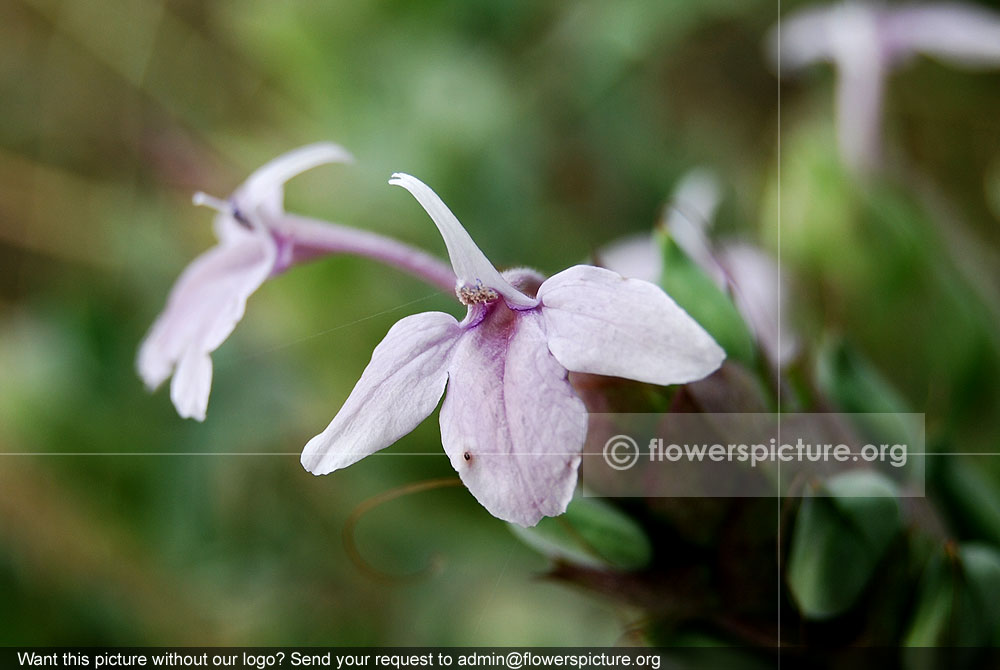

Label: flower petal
[538,265,724,385]
[137,232,276,412]
[719,243,799,367]
[234,142,354,219]
[440,307,587,527]
[664,169,725,285]
[388,173,537,308]
[170,349,213,421]
[770,5,839,70]
[598,170,721,284]
[301,311,461,475]
[884,4,1000,67]
[596,233,662,284]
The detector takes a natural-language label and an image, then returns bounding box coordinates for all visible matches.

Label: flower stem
[278,214,456,293]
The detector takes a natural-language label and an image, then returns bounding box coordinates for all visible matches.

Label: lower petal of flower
[137,232,276,416]
[170,348,213,422]
[440,306,587,527]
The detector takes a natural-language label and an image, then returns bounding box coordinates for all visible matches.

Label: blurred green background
[2,0,1000,649]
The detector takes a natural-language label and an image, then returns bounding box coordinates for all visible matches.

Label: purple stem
[277,214,457,293]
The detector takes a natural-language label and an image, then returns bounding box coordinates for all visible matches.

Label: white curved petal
[664,169,725,284]
[599,170,721,285]
[538,265,724,385]
[388,173,537,308]
[596,233,662,284]
[301,311,461,475]
[885,4,1000,66]
[440,307,587,527]
[137,232,275,411]
[170,349,213,421]
[665,169,722,236]
[234,142,354,218]
[719,243,799,367]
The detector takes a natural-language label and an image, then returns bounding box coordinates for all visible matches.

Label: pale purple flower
[300,174,725,526]
[138,144,351,420]
[600,170,799,367]
[598,170,721,286]
[772,2,1000,172]
[138,144,455,421]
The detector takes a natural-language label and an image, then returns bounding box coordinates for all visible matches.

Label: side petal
[137,233,275,405]
[538,265,724,385]
[440,308,587,527]
[301,311,461,475]
[388,173,537,308]
[234,142,354,218]
[884,4,1000,67]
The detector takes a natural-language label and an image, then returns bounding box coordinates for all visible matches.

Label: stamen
[192,191,231,213]
[456,281,499,305]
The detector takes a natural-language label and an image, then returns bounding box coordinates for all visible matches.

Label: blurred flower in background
[138,143,353,420]
[772,1,1000,172]
[600,169,798,367]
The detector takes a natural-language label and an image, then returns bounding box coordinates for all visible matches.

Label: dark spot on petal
[463,451,472,462]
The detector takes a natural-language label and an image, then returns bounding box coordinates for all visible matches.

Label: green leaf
[905,543,1000,648]
[932,456,1000,547]
[817,339,909,415]
[509,497,652,571]
[903,549,955,649]
[657,232,756,366]
[816,338,923,453]
[786,471,901,619]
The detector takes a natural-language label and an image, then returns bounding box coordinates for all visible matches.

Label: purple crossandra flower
[772,2,1000,172]
[300,174,725,526]
[138,144,456,422]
